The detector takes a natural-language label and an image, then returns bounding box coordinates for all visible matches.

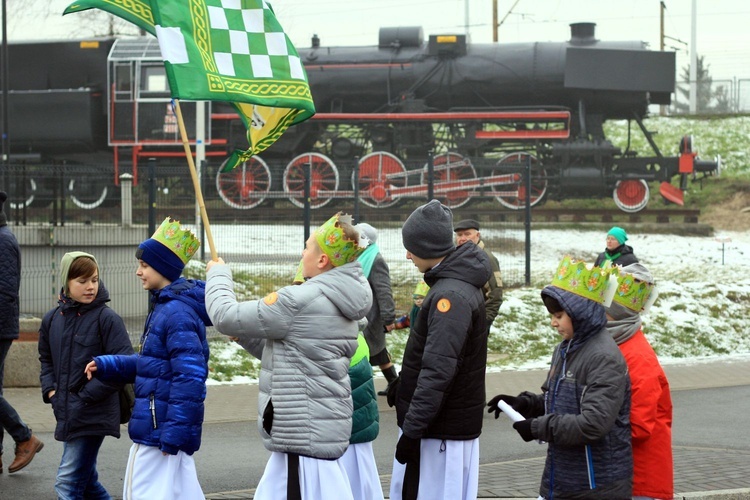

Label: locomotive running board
[659,182,684,206]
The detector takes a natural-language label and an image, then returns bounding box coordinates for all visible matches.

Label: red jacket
[619,329,674,499]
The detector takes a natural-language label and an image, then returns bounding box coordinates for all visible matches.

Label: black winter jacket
[38,283,134,442]
[594,244,638,267]
[396,242,491,440]
[0,222,21,340]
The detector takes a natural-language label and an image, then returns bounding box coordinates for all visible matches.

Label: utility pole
[1,0,9,170]
[660,1,666,116]
[689,0,698,114]
[493,0,498,42]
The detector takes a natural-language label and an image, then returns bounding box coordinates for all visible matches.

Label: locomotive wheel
[494,153,548,210]
[352,152,407,208]
[216,156,271,210]
[68,178,109,209]
[613,179,650,213]
[420,153,476,209]
[283,153,339,209]
[7,178,39,209]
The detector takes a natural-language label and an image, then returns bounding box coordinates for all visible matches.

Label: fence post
[353,157,360,223]
[120,173,133,227]
[524,155,531,286]
[427,150,434,201]
[148,158,157,236]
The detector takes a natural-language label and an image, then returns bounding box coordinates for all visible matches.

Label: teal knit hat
[607,226,628,245]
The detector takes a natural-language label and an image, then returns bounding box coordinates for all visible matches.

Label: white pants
[254,451,354,500]
[339,442,385,500]
[123,443,204,500]
[389,434,479,500]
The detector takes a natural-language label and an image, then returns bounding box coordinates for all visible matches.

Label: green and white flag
[64,0,315,171]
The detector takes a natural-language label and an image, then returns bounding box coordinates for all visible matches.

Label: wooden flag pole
[172,99,218,261]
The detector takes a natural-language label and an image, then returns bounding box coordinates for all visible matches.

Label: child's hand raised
[206,257,226,273]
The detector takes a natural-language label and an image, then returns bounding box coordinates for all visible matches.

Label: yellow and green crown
[551,256,619,305]
[152,217,200,264]
[314,212,368,267]
[413,280,430,298]
[612,272,657,312]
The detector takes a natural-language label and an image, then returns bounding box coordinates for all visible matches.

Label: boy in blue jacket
[85,218,210,500]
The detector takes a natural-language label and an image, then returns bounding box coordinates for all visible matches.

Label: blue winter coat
[0,223,21,340]
[94,279,211,456]
[38,283,134,441]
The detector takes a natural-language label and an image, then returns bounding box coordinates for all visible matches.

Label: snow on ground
[202,225,750,385]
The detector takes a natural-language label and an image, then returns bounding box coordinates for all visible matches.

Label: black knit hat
[402,200,456,258]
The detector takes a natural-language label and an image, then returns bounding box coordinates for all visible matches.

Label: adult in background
[355,223,398,397]
[389,200,491,500]
[606,263,673,500]
[594,226,639,267]
[454,219,503,330]
[0,191,44,474]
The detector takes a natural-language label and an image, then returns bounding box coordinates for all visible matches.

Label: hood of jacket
[542,285,607,354]
[151,278,213,326]
[309,261,372,321]
[59,251,99,296]
[424,241,491,290]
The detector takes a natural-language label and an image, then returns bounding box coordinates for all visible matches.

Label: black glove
[487,393,532,419]
[386,376,400,408]
[395,434,421,465]
[513,419,535,442]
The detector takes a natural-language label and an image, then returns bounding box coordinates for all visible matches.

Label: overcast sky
[10,0,750,81]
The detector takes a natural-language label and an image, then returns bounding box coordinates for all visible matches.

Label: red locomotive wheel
[613,179,650,213]
[216,156,271,210]
[352,152,408,208]
[283,153,339,209]
[420,153,476,209]
[495,153,547,210]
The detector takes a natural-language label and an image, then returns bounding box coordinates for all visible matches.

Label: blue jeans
[55,435,111,500]
[0,339,32,456]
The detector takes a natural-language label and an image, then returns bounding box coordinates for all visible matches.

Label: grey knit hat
[402,200,456,258]
[355,223,378,244]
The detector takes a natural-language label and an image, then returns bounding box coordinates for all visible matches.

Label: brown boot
[8,435,44,473]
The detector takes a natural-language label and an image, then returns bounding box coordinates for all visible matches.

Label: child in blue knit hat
[84,217,211,500]
[594,226,639,267]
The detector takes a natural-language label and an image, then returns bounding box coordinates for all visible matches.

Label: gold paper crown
[612,272,658,312]
[314,213,368,267]
[152,217,200,264]
[551,256,618,306]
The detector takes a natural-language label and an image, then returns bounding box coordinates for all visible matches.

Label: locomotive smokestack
[312,34,320,48]
[569,23,597,45]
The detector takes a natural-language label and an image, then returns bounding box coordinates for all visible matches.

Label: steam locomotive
[1,23,720,212]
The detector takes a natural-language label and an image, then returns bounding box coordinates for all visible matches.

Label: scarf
[357,243,379,279]
[606,301,642,344]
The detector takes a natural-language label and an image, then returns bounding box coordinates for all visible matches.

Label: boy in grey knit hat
[389,199,491,500]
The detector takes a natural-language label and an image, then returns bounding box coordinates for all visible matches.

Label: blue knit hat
[136,239,185,282]
[607,226,628,245]
[135,217,200,282]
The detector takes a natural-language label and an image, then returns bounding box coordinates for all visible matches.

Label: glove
[386,376,400,408]
[487,394,532,419]
[513,419,535,442]
[395,434,421,465]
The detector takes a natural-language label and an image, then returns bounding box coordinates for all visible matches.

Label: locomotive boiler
[1,23,720,212]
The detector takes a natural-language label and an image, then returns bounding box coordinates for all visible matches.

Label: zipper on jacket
[149,393,157,429]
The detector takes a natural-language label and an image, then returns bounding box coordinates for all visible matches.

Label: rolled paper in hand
[497,400,525,422]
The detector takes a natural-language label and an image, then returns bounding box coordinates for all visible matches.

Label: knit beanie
[60,251,99,296]
[607,226,628,245]
[136,238,185,282]
[356,223,378,244]
[402,200,456,258]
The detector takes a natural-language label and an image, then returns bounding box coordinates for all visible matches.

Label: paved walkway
[7,357,750,499]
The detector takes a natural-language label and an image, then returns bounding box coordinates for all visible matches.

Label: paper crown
[151,217,200,264]
[612,271,658,313]
[413,280,430,297]
[314,213,368,267]
[551,256,619,306]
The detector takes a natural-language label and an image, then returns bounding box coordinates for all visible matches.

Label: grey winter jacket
[363,252,396,355]
[206,261,372,459]
[531,286,633,499]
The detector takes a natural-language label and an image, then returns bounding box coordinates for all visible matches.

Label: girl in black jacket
[38,252,134,499]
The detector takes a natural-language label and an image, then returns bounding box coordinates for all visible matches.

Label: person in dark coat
[389,200,491,500]
[39,251,134,499]
[488,257,633,499]
[355,223,398,396]
[594,226,639,267]
[0,190,44,474]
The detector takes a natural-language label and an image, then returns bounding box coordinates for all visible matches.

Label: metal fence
[671,78,750,114]
[1,160,530,339]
